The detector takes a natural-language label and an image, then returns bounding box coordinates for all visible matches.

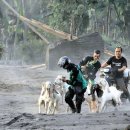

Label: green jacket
[66,63,87,89]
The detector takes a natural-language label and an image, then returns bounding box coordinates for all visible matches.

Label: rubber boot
[76,103,81,113]
[76,98,82,113]
[66,99,76,113]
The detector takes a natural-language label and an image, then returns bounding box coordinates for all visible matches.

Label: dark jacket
[79,56,101,80]
[66,63,87,89]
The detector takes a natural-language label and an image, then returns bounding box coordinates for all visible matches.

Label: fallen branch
[28,64,46,69]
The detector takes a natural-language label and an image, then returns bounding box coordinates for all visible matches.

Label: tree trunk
[45,44,49,70]
[21,0,27,44]
[70,16,74,40]
[106,1,110,36]
[13,17,20,60]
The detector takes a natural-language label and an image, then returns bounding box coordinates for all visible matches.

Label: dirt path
[0,65,130,130]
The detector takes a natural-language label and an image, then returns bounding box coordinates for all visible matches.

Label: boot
[76,107,81,113]
[76,101,82,113]
[67,100,76,113]
[71,108,76,113]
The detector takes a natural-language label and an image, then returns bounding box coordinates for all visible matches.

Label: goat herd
[38,73,125,115]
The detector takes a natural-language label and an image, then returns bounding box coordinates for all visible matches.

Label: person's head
[93,50,101,61]
[115,47,122,59]
[57,56,71,69]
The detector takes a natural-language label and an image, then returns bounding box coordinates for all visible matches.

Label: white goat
[38,81,61,114]
[54,75,70,104]
[38,81,50,113]
[97,78,123,112]
[54,75,77,113]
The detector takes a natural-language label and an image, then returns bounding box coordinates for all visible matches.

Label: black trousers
[124,77,129,88]
[65,88,85,113]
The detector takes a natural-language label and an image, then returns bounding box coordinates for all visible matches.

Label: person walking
[101,47,130,102]
[79,50,101,96]
[57,56,87,113]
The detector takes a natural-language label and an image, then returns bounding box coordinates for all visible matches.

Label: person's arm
[118,58,127,72]
[79,56,90,66]
[101,57,113,68]
[118,66,126,72]
[64,66,78,85]
[101,62,109,68]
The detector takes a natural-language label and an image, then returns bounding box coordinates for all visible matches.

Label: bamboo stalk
[28,64,46,69]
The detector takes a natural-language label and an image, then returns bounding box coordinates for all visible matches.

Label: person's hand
[81,66,86,72]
